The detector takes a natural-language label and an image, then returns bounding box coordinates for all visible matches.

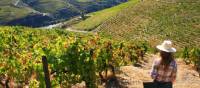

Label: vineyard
[0,26,149,88]
[96,0,200,49]
[71,0,139,31]
[0,0,200,88]
[0,26,199,88]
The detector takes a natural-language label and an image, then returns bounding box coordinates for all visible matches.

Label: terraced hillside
[0,0,127,27]
[0,0,74,27]
[67,0,199,49]
[0,0,34,24]
[92,0,200,49]
[71,0,139,31]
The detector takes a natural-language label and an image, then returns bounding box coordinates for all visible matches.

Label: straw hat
[156,40,176,53]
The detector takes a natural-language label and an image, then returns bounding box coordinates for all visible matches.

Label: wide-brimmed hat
[156,40,176,53]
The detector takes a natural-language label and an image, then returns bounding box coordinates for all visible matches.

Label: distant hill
[0,0,127,27]
[92,0,199,48]
[70,0,138,31]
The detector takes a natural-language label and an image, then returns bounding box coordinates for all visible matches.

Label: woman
[150,40,177,88]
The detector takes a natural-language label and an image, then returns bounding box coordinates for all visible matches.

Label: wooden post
[42,56,52,88]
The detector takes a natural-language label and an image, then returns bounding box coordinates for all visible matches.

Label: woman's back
[152,59,177,82]
[150,40,177,88]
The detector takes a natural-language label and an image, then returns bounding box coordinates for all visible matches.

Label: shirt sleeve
[171,61,177,81]
[150,59,158,79]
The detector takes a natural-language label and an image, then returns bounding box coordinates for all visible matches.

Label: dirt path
[66,27,92,33]
[116,54,200,88]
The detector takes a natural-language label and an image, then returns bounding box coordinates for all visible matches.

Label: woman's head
[156,40,176,53]
[156,40,176,68]
[160,51,174,66]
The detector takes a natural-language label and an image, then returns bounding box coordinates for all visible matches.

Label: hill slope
[0,0,77,26]
[70,0,139,31]
[0,0,34,24]
[0,0,128,27]
[95,0,200,48]
[0,26,200,87]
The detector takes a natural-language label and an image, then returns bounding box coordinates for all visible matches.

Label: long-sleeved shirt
[150,58,177,82]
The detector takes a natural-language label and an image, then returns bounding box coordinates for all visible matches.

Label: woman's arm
[150,59,158,79]
[171,61,177,83]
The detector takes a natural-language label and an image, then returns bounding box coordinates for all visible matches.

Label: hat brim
[156,45,176,53]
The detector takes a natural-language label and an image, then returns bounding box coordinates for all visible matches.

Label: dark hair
[159,51,174,70]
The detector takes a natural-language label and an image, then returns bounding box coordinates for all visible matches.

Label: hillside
[0,26,149,88]
[0,0,127,27]
[67,0,199,49]
[0,0,34,24]
[70,0,139,31]
[0,0,75,27]
[0,26,200,88]
[0,0,200,87]
[95,0,200,49]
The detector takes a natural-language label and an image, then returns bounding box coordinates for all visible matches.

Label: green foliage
[182,47,190,64]
[0,26,148,87]
[0,26,199,86]
[190,48,200,69]
[29,79,40,88]
[181,47,200,70]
